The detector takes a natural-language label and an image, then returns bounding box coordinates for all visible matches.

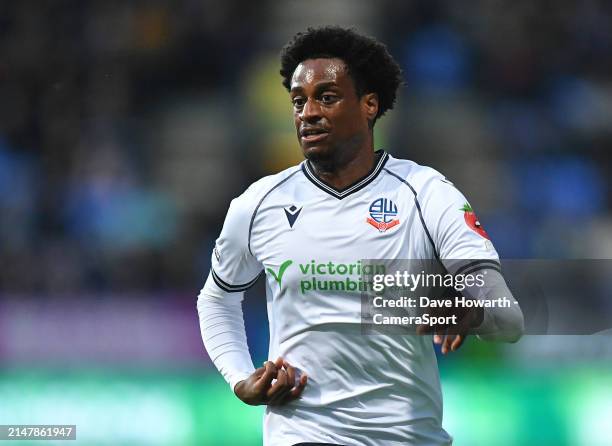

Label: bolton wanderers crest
[367,198,400,232]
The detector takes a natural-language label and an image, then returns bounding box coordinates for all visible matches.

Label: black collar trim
[301,150,389,199]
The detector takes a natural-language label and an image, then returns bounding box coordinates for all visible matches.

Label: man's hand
[417,306,484,355]
[234,357,307,406]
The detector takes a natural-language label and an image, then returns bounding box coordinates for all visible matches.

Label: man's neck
[308,147,378,191]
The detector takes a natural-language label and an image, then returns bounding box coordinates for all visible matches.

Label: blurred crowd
[1,0,611,294]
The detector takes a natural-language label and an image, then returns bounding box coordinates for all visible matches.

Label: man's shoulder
[385,154,450,192]
[232,163,303,210]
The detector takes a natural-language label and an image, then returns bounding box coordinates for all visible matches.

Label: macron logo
[284,205,302,228]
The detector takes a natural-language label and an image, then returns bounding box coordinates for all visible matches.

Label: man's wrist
[234,379,246,395]
[230,373,253,394]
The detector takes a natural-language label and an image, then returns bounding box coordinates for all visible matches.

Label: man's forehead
[290,58,348,89]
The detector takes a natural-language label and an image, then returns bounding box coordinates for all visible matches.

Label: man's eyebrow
[290,81,339,93]
[313,81,338,90]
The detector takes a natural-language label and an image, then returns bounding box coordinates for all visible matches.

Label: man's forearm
[466,269,525,342]
[197,291,256,391]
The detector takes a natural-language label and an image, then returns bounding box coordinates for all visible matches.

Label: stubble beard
[303,133,365,174]
[303,145,337,173]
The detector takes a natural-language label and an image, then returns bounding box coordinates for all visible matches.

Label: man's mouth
[300,128,329,143]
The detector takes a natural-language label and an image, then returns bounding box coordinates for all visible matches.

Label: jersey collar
[301,150,389,200]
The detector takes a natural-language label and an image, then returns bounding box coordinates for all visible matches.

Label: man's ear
[362,92,379,122]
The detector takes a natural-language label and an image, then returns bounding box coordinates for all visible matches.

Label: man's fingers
[276,373,308,405]
[441,334,466,354]
[256,361,278,389]
[266,368,288,396]
[252,364,268,379]
[266,371,308,406]
[289,374,308,399]
[267,369,291,404]
[284,362,296,389]
[441,334,452,354]
[450,334,465,352]
[252,358,308,406]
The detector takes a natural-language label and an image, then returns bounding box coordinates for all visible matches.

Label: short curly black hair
[280,26,402,121]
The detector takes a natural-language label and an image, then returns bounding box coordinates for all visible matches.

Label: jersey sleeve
[202,193,263,297]
[419,176,499,273]
[417,172,524,343]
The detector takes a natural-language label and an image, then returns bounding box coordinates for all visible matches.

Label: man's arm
[199,180,307,404]
[465,268,525,343]
[418,267,524,353]
[196,285,255,392]
[197,284,307,405]
[415,173,524,351]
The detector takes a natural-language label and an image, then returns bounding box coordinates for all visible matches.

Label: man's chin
[302,145,333,163]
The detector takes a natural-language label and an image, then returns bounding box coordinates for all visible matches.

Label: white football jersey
[202,150,499,446]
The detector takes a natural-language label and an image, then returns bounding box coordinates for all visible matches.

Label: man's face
[290,58,371,164]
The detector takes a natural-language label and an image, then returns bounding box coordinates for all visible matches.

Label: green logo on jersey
[266,260,293,289]
[266,259,386,294]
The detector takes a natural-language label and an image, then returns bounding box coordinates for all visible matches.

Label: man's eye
[321,94,336,104]
[292,98,305,107]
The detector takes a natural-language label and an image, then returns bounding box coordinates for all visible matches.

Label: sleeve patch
[460,202,490,240]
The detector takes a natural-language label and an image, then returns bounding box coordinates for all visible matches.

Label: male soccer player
[198,26,524,446]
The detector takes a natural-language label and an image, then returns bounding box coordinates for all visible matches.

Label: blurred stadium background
[1,1,611,445]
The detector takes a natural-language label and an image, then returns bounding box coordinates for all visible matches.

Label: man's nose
[299,97,322,122]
